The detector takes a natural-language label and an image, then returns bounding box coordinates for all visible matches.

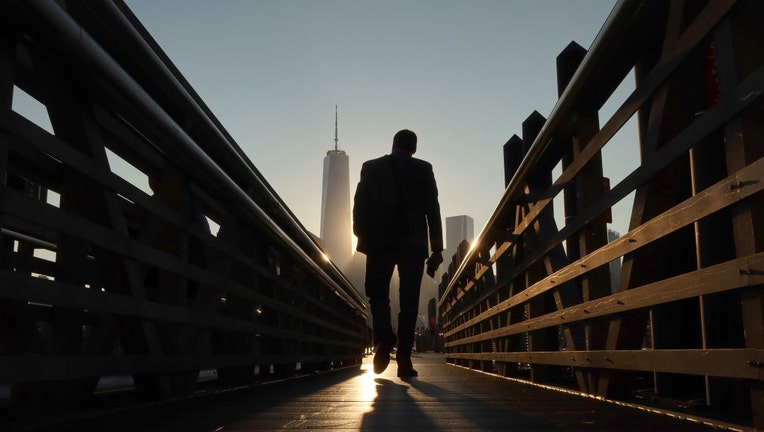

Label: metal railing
[0,0,367,414]
[438,0,763,428]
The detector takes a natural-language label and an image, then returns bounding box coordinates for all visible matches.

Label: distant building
[320,107,351,271]
[446,215,474,251]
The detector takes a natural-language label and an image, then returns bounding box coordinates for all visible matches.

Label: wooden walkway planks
[26,353,722,431]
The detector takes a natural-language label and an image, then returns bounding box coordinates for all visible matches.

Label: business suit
[353,149,443,374]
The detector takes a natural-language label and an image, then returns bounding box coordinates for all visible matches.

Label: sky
[84,2,640,245]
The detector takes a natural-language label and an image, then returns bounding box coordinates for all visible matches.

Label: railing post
[520,111,557,384]
[503,134,523,188]
[557,41,612,394]
[499,135,523,290]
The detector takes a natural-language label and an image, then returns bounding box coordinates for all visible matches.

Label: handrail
[18,0,367,313]
[440,0,641,307]
[0,228,57,251]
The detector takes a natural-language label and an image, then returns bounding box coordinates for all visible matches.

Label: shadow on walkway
[360,375,556,431]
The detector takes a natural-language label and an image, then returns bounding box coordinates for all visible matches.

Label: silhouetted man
[353,129,443,378]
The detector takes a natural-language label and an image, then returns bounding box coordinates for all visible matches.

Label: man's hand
[426,251,443,277]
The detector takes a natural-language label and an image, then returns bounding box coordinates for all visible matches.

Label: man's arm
[424,164,443,253]
[424,163,444,275]
[352,163,370,250]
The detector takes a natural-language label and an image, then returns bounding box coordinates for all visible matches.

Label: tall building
[446,215,474,251]
[320,107,351,271]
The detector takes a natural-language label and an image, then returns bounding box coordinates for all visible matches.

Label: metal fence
[0,0,367,413]
[438,0,763,428]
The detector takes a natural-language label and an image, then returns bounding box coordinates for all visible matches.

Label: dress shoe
[373,344,393,374]
[395,354,417,378]
[397,367,418,378]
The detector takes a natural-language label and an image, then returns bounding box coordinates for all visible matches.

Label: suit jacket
[353,151,443,259]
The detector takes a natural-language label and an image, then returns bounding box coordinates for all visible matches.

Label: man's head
[392,129,417,154]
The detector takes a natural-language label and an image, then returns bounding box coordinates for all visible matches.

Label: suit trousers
[365,252,424,358]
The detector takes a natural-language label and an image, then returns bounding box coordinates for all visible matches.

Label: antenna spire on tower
[334,104,338,151]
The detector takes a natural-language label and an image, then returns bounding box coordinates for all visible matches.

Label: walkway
[26,353,718,431]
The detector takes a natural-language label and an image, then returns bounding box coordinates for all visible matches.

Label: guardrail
[438,0,763,428]
[0,0,367,414]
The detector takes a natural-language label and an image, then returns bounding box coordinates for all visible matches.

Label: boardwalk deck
[18,352,725,431]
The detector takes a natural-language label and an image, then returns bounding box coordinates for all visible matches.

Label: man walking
[353,129,443,378]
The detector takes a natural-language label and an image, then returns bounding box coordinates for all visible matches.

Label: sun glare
[359,363,379,410]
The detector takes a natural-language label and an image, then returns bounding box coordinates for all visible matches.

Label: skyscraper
[320,106,351,271]
[446,215,475,251]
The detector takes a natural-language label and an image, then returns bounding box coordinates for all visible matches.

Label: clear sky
[120,0,633,243]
